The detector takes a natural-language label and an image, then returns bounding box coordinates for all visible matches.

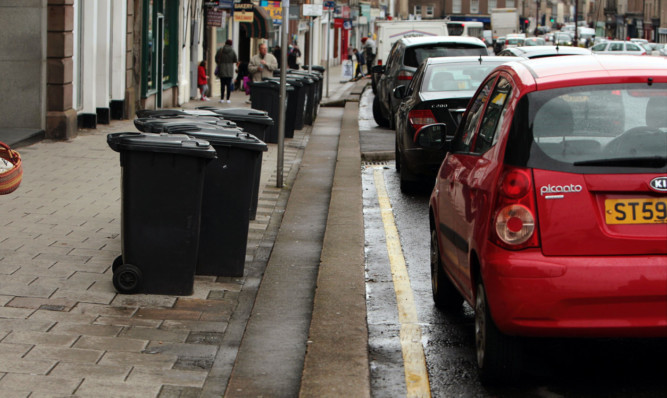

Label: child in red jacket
[198,61,209,101]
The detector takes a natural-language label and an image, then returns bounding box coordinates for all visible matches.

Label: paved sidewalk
[0,64,372,397]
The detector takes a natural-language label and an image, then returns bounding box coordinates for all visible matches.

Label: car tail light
[378,59,383,66]
[409,109,437,134]
[398,70,413,81]
[491,166,539,249]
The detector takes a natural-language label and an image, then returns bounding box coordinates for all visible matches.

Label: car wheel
[475,281,522,385]
[430,227,463,310]
[373,96,390,128]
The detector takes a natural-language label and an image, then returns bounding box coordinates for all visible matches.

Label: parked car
[372,36,488,129]
[497,45,592,58]
[492,37,506,54]
[422,55,667,384]
[503,33,526,49]
[591,40,647,55]
[392,56,521,192]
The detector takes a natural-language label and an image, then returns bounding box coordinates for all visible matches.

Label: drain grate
[362,161,389,167]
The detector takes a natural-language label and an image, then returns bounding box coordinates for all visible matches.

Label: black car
[372,36,489,129]
[393,55,520,192]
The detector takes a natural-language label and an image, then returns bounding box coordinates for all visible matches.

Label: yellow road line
[373,168,431,398]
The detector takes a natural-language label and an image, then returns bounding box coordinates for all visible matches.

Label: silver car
[590,40,647,55]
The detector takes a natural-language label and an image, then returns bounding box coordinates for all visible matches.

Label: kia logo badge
[649,177,667,192]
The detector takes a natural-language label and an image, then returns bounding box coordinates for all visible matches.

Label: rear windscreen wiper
[573,156,667,168]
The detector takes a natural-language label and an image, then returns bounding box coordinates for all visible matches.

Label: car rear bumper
[481,245,667,338]
[403,147,445,179]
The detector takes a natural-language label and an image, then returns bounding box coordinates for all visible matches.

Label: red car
[419,55,667,384]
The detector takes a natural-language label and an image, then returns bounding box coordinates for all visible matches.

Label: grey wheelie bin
[176,129,267,276]
[250,80,295,142]
[195,107,274,142]
[107,132,216,295]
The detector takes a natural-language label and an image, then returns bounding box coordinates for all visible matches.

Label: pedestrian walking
[197,60,209,101]
[361,37,376,73]
[287,44,301,70]
[215,39,238,103]
[353,48,365,78]
[248,43,278,82]
[272,45,282,67]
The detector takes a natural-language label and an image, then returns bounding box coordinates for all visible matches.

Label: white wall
[95,0,110,112]
[110,0,126,102]
[80,0,98,115]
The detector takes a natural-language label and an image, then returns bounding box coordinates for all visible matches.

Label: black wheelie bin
[174,129,267,276]
[195,107,274,142]
[265,76,304,133]
[250,80,295,142]
[107,132,216,295]
[134,121,265,222]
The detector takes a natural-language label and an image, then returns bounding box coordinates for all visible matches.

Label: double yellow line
[373,168,431,398]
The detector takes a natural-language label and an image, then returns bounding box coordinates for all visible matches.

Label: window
[452,0,461,14]
[474,77,512,153]
[453,77,495,153]
[414,5,422,16]
[142,0,179,98]
[506,0,515,7]
[626,43,641,51]
[610,42,623,51]
[425,5,434,17]
[471,0,479,14]
[488,0,497,10]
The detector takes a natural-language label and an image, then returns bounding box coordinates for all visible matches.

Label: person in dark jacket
[287,44,301,70]
[215,39,238,103]
[272,45,281,67]
[353,48,365,78]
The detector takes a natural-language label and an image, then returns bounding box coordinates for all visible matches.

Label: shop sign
[303,4,323,17]
[334,18,344,29]
[207,8,223,26]
[341,5,351,19]
[234,3,254,22]
[343,20,352,30]
[261,1,282,24]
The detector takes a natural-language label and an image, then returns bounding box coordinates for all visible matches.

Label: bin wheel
[112,255,123,272]
[113,264,142,294]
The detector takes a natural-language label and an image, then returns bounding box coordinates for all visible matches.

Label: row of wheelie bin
[248,65,325,143]
[107,107,272,296]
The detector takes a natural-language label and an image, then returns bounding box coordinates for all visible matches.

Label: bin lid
[250,80,294,91]
[180,130,268,152]
[287,70,320,81]
[195,107,274,126]
[134,118,239,133]
[107,132,217,158]
[286,74,314,84]
[302,65,326,72]
[264,77,303,88]
[135,109,189,118]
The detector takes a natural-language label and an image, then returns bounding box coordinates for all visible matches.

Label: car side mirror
[372,65,385,74]
[393,85,406,99]
[414,123,450,150]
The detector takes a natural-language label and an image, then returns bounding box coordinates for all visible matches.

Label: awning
[239,4,273,39]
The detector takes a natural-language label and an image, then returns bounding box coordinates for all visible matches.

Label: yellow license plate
[605,198,667,224]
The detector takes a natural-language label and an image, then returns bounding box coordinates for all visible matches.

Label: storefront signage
[303,4,323,16]
[261,1,282,24]
[334,18,343,29]
[207,8,223,26]
[234,3,254,22]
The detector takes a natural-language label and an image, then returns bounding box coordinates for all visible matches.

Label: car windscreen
[505,84,667,173]
[422,63,498,92]
[403,44,487,67]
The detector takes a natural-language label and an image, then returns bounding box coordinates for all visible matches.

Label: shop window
[142,0,179,98]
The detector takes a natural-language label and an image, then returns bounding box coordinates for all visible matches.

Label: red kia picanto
[419,55,667,384]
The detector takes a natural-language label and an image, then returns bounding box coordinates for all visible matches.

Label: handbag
[0,141,22,195]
